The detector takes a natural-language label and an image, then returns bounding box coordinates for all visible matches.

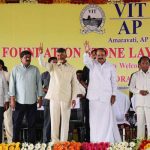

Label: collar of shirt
[140,69,150,75]
[57,61,68,67]
[96,60,107,67]
[21,63,31,69]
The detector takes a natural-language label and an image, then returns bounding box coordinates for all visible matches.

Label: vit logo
[80,5,105,34]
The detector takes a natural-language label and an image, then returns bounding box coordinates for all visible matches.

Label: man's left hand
[71,100,76,108]
[111,95,116,105]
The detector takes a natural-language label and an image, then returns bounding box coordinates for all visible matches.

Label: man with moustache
[41,57,57,143]
[81,41,97,142]
[9,50,43,143]
[83,42,121,143]
[129,56,150,139]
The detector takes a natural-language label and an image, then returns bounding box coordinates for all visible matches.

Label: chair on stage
[113,90,131,141]
[69,98,86,142]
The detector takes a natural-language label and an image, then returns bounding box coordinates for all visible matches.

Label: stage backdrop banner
[0,3,150,89]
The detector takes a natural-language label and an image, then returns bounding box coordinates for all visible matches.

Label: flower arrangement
[53,141,81,150]
[137,140,150,150]
[21,142,53,150]
[109,141,136,150]
[0,142,20,150]
[81,142,110,150]
[3,140,150,150]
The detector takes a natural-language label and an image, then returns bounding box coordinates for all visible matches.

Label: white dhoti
[89,100,121,143]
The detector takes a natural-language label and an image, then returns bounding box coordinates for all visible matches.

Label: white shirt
[9,64,43,104]
[77,81,86,96]
[0,71,9,106]
[39,54,79,103]
[83,53,117,102]
[129,70,150,108]
[3,71,10,82]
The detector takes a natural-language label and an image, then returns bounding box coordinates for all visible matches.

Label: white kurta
[39,54,79,143]
[129,70,150,108]
[83,53,121,143]
[129,70,150,138]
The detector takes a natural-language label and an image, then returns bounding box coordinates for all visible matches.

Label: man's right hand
[4,102,9,111]
[71,100,76,109]
[84,41,91,53]
[140,90,149,96]
[43,88,48,93]
[39,43,43,54]
[10,97,16,110]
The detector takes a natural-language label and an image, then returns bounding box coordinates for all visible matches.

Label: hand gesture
[39,43,43,54]
[71,100,76,109]
[84,41,91,53]
[111,95,116,105]
[38,97,43,108]
[140,90,149,96]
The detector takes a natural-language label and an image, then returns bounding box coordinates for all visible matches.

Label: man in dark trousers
[41,57,57,143]
[9,50,43,143]
[82,41,97,142]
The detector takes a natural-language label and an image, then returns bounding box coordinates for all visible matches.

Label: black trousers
[83,99,90,142]
[0,107,4,143]
[43,102,51,143]
[12,102,37,143]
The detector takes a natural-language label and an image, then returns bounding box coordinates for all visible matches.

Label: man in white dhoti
[38,44,79,143]
[3,70,13,143]
[129,56,150,139]
[83,41,121,143]
[0,60,13,143]
[0,60,9,143]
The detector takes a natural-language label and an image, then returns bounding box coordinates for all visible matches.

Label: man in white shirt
[41,57,57,143]
[0,60,9,143]
[1,64,13,143]
[9,51,43,143]
[83,41,121,143]
[38,44,78,143]
[129,56,150,139]
[76,70,86,97]
[73,70,86,109]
